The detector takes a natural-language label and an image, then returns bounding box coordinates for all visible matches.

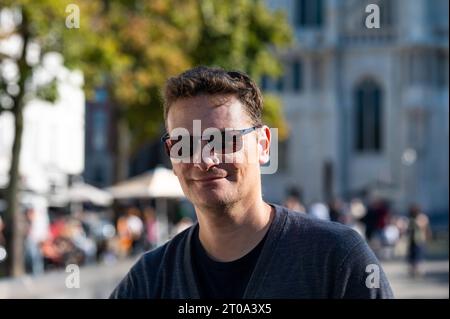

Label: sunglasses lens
[164,130,250,159]
[166,136,199,159]
[218,133,242,154]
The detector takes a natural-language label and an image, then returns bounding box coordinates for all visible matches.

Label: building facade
[262,0,449,216]
[83,88,117,188]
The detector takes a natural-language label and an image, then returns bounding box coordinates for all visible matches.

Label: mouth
[194,176,227,182]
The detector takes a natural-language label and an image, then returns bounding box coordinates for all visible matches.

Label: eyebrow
[166,128,235,137]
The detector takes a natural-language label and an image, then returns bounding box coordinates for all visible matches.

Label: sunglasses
[161,126,262,160]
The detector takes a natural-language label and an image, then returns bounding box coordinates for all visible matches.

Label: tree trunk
[4,7,31,277]
[5,100,26,277]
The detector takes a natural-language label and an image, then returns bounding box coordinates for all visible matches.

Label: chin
[194,190,238,209]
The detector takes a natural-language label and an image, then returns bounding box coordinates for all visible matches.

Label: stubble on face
[166,94,261,212]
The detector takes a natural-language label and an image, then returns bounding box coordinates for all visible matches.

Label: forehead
[166,94,252,132]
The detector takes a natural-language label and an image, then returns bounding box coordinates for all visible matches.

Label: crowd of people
[25,208,115,274]
[0,193,433,278]
[0,202,194,277]
[283,191,432,277]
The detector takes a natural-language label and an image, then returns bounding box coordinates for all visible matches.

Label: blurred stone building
[83,88,169,188]
[83,88,117,188]
[262,0,449,216]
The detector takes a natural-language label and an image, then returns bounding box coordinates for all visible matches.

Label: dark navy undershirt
[191,225,267,299]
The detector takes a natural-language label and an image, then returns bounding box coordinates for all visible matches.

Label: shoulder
[109,225,194,299]
[274,205,393,298]
[280,205,363,245]
[274,204,366,259]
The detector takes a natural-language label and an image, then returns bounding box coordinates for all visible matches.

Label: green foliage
[35,78,58,103]
[262,93,289,140]
[190,0,292,140]
[0,1,105,105]
[101,0,197,150]
[0,0,292,147]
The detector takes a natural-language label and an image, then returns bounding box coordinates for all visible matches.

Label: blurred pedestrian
[309,202,330,221]
[116,214,132,258]
[65,219,97,264]
[144,207,158,250]
[283,187,305,213]
[24,207,45,275]
[380,216,400,260]
[407,204,431,278]
[363,198,389,242]
[126,208,144,255]
[328,198,344,223]
[284,196,306,213]
[348,198,367,238]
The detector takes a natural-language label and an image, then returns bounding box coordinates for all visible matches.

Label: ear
[258,125,271,165]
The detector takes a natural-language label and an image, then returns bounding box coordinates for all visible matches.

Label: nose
[193,143,221,171]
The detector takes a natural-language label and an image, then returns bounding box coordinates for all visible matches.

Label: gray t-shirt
[110,203,394,299]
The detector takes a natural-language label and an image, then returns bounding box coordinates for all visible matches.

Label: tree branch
[0,52,14,60]
[0,29,17,40]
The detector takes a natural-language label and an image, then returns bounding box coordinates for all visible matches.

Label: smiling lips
[194,175,227,182]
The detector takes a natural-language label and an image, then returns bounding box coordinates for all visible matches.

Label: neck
[194,198,274,262]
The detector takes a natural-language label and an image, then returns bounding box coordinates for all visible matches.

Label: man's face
[166,94,270,210]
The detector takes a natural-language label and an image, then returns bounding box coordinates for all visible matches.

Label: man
[110,66,393,299]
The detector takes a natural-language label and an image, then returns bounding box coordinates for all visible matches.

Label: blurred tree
[105,0,292,165]
[191,0,292,139]
[0,0,126,277]
[0,0,291,276]
[95,0,197,180]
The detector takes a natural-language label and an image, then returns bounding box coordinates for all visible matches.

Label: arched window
[354,79,383,152]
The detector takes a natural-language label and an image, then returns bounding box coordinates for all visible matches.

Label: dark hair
[409,204,422,218]
[163,66,263,126]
